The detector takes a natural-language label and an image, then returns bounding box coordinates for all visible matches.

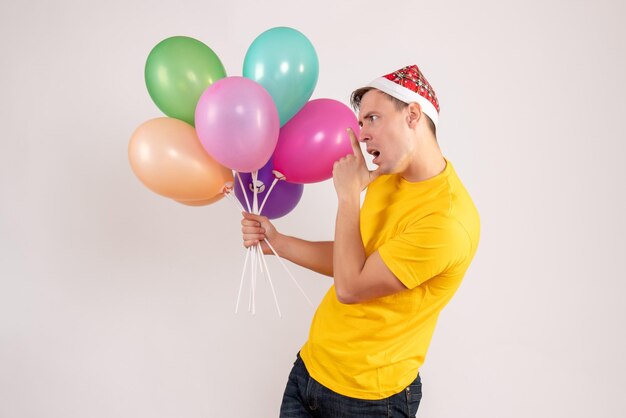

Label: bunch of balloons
[128,27,360,316]
[128,27,360,219]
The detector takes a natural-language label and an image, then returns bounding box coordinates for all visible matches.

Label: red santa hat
[367,65,440,127]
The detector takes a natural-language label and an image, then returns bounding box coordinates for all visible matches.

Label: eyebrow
[359,111,375,126]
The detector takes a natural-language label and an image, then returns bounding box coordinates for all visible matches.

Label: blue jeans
[279,354,422,417]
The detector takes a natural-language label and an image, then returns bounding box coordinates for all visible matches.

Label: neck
[401,134,446,183]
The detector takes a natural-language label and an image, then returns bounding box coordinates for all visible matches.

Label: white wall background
[1,0,625,417]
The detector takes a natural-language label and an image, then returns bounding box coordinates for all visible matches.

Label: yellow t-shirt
[299,158,480,399]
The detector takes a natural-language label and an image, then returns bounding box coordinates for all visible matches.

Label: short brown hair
[350,87,436,136]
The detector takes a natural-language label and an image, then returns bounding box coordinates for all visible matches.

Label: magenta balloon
[195,77,279,173]
[272,99,360,183]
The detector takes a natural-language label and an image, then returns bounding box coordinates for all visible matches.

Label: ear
[406,102,422,128]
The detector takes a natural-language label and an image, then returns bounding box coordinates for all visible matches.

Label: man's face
[357,90,414,175]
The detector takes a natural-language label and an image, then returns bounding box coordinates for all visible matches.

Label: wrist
[337,194,360,207]
[267,232,287,255]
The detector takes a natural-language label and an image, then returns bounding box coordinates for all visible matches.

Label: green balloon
[145,36,226,126]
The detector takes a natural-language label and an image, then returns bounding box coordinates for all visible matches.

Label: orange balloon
[175,194,225,206]
[128,117,234,201]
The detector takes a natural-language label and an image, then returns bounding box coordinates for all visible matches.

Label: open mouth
[368,149,381,164]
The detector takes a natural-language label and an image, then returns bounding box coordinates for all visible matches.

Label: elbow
[335,287,360,305]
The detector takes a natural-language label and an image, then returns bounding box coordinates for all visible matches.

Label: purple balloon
[272,98,360,184]
[234,159,303,219]
[195,76,279,173]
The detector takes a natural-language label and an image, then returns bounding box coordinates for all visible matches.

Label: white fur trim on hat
[367,77,439,127]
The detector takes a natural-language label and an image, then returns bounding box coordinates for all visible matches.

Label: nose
[358,126,369,143]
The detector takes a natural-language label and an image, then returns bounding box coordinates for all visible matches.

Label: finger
[241,219,261,227]
[242,226,264,234]
[243,234,265,242]
[242,211,266,222]
[346,128,363,158]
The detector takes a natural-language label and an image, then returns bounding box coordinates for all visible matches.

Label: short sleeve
[377,215,471,289]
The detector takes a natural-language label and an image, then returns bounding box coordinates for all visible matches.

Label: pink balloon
[195,77,279,173]
[273,99,360,183]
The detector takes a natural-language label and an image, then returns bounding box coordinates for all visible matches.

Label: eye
[369,115,379,123]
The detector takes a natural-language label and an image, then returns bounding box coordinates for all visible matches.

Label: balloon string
[257,243,282,318]
[235,247,251,314]
[264,237,314,307]
[259,177,280,216]
[224,191,245,212]
[230,173,310,315]
[249,246,257,314]
[236,172,252,213]
[252,170,259,214]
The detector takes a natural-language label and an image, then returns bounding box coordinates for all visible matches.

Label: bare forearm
[333,196,366,301]
[270,235,334,277]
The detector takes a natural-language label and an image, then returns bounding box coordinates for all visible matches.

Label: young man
[242,65,480,417]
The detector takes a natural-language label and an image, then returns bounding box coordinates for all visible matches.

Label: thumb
[242,211,265,222]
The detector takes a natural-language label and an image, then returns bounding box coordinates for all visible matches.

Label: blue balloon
[243,27,319,126]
